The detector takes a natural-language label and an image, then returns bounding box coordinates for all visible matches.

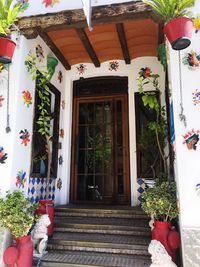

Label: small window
[31,78,60,177]
[135,92,163,178]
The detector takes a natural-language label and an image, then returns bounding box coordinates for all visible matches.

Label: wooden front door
[71,78,130,204]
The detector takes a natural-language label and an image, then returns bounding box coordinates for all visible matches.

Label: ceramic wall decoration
[0,63,4,73]
[36,45,44,63]
[17,0,29,11]
[42,0,59,7]
[0,147,8,164]
[182,51,200,70]
[138,67,151,78]
[58,155,63,165]
[193,14,200,33]
[22,90,32,107]
[16,170,27,188]
[192,89,200,106]
[19,129,30,146]
[57,178,62,190]
[77,64,87,75]
[183,129,200,150]
[0,95,4,107]
[59,129,64,138]
[58,71,63,83]
[109,61,119,71]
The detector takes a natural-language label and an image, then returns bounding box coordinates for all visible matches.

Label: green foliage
[141,180,178,221]
[157,43,167,70]
[137,68,168,177]
[0,0,23,35]
[0,190,38,237]
[143,0,195,22]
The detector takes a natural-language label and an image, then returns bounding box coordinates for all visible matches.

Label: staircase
[37,205,152,267]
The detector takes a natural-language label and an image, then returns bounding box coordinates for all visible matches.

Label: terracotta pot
[36,199,54,236]
[164,17,193,50]
[152,221,180,263]
[0,36,16,63]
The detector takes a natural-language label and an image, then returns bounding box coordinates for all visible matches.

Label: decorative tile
[58,155,63,165]
[182,129,200,150]
[137,178,146,204]
[109,61,119,71]
[16,170,27,188]
[19,129,30,146]
[192,89,200,106]
[28,177,56,203]
[22,90,32,107]
[0,147,8,164]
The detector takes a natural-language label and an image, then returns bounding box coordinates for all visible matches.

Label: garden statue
[148,240,177,267]
[31,214,51,257]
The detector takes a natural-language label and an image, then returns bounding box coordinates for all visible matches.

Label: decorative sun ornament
[42,0,59,7]
[193,14,200,33]
[183,129,200,150]
[109,61,119,71]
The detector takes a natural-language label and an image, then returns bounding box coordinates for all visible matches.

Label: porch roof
[18,1,162,70]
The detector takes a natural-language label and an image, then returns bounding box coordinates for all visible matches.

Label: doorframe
[70,76,130,204]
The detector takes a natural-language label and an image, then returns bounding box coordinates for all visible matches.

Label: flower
[193,14,200,33]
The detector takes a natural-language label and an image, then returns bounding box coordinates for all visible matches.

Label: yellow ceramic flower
[193,14,200,32]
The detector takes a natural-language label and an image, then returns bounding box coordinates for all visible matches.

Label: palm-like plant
[143,0,195,22]
[0,0,22,35]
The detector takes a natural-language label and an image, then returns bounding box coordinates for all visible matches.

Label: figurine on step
[32,214,51,258]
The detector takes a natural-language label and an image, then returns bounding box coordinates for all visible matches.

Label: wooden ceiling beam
[116,23,130,64]
[38,28,71,70]
[18,1,153,38]
[76,28,100,67]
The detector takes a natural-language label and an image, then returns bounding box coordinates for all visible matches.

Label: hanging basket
[0,36,16,63]
[164,17,193,51]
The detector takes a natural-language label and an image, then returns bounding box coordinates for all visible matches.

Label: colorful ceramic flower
[139,67,152,78]
[183,129,200,150]
[0,147,8,164]
[0,95,5,107]
[182,51,200,70]
[18,0,29,11]
[192,90,200,106]
[16,170,27,188]
[77,64,87,75]
[109,61,119,71]
[57,178,62,190]
[42,0,59,7]
[19,129,30,146]
[22,90,32,107]
[58,71,63,83]
[36,44,44,63]
[193,14,200,33]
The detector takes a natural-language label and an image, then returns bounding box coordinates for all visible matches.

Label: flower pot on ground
[143,0,195,50]
[141,180,180,263]
[0,190,38,267]
[0,0,24,63]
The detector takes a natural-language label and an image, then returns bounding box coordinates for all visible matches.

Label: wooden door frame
[70,78,130,205]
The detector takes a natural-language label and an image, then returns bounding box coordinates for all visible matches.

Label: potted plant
[141,180,180,262]
[143,0,195,50]
[25,53,57,236]
[0,190,37,267]
[0,0,24,63]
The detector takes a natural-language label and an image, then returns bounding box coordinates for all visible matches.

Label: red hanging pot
[0,36,16,63]
[164,17,193,51]
[35,199,54,236]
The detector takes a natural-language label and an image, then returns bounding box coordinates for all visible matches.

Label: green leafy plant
[141,180,178,221]
[143,0,195,22]
[0,190,38,238]
[137,67,168,177]
[0,0,23,35]
[25,52,52,198]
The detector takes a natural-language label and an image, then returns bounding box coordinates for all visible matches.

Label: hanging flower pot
[0,36,16,63]
[163,17,193,50]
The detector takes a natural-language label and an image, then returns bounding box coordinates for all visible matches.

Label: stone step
[55,206,148,219]
[38,251,151,267]
[54,222,150,236]
[47,232,150,256]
